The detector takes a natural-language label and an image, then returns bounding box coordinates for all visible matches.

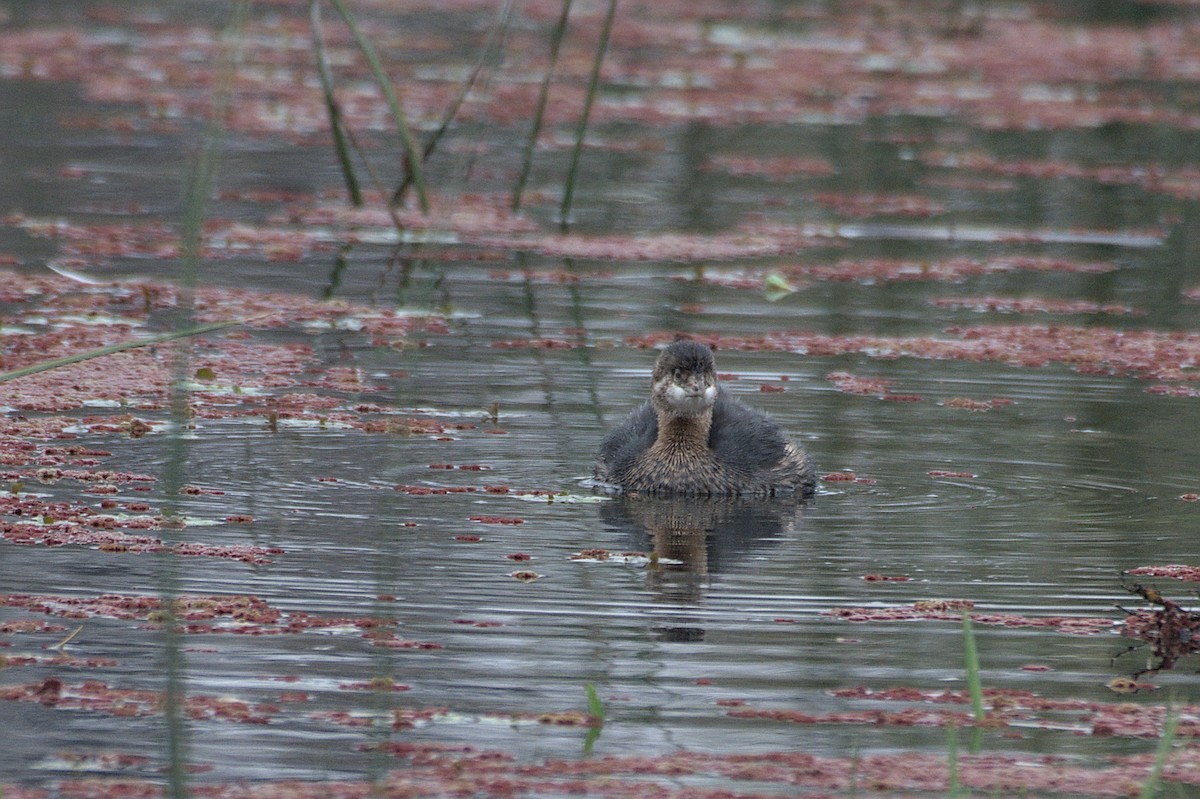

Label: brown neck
[653,408,712,453]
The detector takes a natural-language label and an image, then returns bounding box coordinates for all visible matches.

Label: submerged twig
[52,626,84,650]
[513,0,574,212]
[0,319,246,385]
[326,0,429,213]
[1119,577,1200,675]
[560,0,618,228]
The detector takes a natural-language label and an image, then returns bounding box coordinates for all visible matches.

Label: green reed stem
[393,0,515,206]
[512,0,573,213]
[162,4,249,795]
[585,682,605,722]
[962,611,985,723]
[0,320,245,385]
[310,0,363,206]
[947,724,962,798]
[560,0,617,228]
[1139,706,1180,799]
[326,0,429,213]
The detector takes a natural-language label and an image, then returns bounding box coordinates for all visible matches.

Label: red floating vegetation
[1126,565,1200,581]
[629,326,1200,385]
[826,371,894,396]
[0,678,278,725]
[453,535,482,542]
[395,484,478,495]
[704,154,837,180]
[509,571,541,583]
[813,192,947,218]
[862,574,912,582]
[469,515,524,525]
[506,553,532,562]
[931,296,1136,316]
[927,470,977,479]
[826,600,1113,635]
[942,397,1010,412]
[759,383,786,393]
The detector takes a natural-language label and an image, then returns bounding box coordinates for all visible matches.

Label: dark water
[4,0,1200,792]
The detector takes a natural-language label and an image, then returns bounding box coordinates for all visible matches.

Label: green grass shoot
[585,682,605,722]
[1138,705,1180,799]
[393,0,515,206]
[310,0,363,206]
[0,320,246,385]
[560,0,617,227]
[947,724,962,798]
[513,0,573,212]
[962,611,985,722]
[326,0,429,213]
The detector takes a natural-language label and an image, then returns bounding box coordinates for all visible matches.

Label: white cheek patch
[665,383,689,403]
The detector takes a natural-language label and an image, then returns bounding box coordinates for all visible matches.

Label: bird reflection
[598,495,807,630]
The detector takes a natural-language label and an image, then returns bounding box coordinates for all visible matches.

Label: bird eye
[672,368,684,380]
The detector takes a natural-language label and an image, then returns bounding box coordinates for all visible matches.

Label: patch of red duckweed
[821,471,876,485]
[370,637,444,651]
[928,470,977,479]
[1182,494,1200,502]
[570,548,611,561]
[826,371,894,396]
[727,705,973,728]
[923,150,1200,201]
[862,574,911,582]
[339,678,410,692]
[826,600,1113,635]
[942,397,1007,411]
[0,619,69,634]
[506,553,532,562]
[510,570,541,582]
[813,192,947,218]
[180,485,224,496]
[931,296,1136,316]
[469,515,524,525]
[394,484,478,495]
[1147,384,1200,398]
[361,418,447,435]
[1126,565,1200,581]
[0,678,278,724]
[453,535,482,542]
[759,383,786,393]
[0,496,281,562]
[1021,664,1053,672]
[704,154,837,180]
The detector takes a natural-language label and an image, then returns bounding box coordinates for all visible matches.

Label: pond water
[4,1,1200,796]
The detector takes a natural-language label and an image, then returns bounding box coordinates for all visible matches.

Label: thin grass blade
[327,0,430,213]
[1139,706,1180,799]
[310,0,363,206]
[560,0,617,227]
[962,611,985,722]
[513,0,573,212]
[393,0,515,205]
